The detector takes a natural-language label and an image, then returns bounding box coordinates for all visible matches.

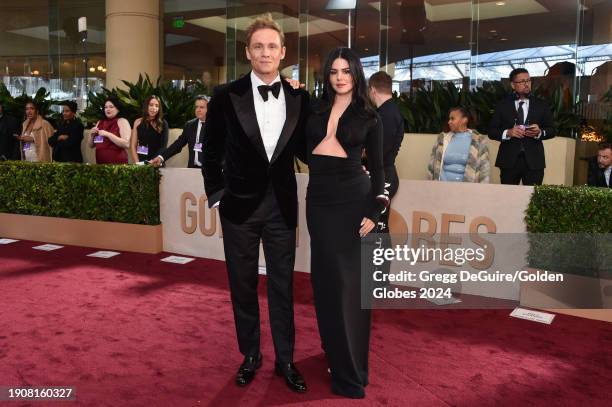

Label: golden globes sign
[159,169,533,300]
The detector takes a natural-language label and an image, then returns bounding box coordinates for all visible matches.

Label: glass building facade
[1,0,611,111]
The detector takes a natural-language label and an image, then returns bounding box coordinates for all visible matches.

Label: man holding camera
[489,68,555,185]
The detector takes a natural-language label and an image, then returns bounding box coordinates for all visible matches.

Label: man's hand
[58,135,68,141]
[507,126,525,138]
[149,156,163,167]
[524,124,541,138]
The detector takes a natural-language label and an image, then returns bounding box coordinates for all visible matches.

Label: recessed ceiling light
[456,35,463,39]
[500,37,508,41]
[89,67,95,72]
[358,35,365,39]
[365,48,369,51]
[32,70,39,75]
[490,29,497,33]
[496,1,506,5]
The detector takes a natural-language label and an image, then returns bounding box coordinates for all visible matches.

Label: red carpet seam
[369,348,453,407]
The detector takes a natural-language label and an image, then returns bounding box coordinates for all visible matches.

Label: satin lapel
[229,77,269,162]
[270,81,301,164]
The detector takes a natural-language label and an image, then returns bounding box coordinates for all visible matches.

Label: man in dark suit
[202,14,309,393]
[150,95,208,168]
[0,102,21,160]
[368,71,404,232]
[587,143,612,188]
[489,68,555,185]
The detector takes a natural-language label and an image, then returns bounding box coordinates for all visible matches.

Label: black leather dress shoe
[236,353,262,386]
[275,362,307,393]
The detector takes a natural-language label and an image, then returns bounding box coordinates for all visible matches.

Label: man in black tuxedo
[202,14,309,393]
[368,71,404,232]
[150,96,208,168]
[0,102,21,160]
[489,68,555,185]
[587,143,612,188]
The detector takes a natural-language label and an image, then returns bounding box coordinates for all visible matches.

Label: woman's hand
[284,77,304,90]
[359,217,375,237]
[90,127,99,135]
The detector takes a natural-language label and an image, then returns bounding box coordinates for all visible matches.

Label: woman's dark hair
[139,95,164,132]
[449,106,474,129]
[24,99,40,114]
[102,96,122,119]
[319,47,376,117]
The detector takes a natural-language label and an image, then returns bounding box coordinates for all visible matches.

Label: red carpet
[0,240,610,406]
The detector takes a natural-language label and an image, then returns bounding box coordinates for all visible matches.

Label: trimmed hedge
[525,185,612,276]
[0,161,161,225]
[525,185,612,233]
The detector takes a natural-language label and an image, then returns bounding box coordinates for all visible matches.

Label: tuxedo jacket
[489,95,555,170]
[202,73,310,227]
[587,157,611,188]
[161,118,202,168]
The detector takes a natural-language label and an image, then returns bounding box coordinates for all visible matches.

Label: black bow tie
[257,82,281,102]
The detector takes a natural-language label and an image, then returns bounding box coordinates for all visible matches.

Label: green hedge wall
[0,161,161,225]
[525,185,612,276]
[525,185,612,233]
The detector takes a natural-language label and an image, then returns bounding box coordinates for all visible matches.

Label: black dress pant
[500,153,544,185]
[220,185,296,365]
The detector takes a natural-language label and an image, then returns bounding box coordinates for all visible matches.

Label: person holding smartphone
[489,68,555,185]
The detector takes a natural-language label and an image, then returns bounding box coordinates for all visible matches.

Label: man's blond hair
[245,13,285,47]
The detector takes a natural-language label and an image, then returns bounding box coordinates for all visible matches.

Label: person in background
[367,71,404,232]
[150,95,208,168]
[0,101,21,160]
[587,142,612,188]
[489,68,555,185]
[428,107,490,183]
[89,97,131,164]
[19,100,54,162]
[48,101,84,163]
[130,95,168,164]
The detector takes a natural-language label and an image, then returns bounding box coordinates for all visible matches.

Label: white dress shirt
[250,71,286,161]
[605,166,611,187]
[194,120,205,167]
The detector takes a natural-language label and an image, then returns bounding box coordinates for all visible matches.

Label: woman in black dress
[129,95,168,163]
[305,47,387,399]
